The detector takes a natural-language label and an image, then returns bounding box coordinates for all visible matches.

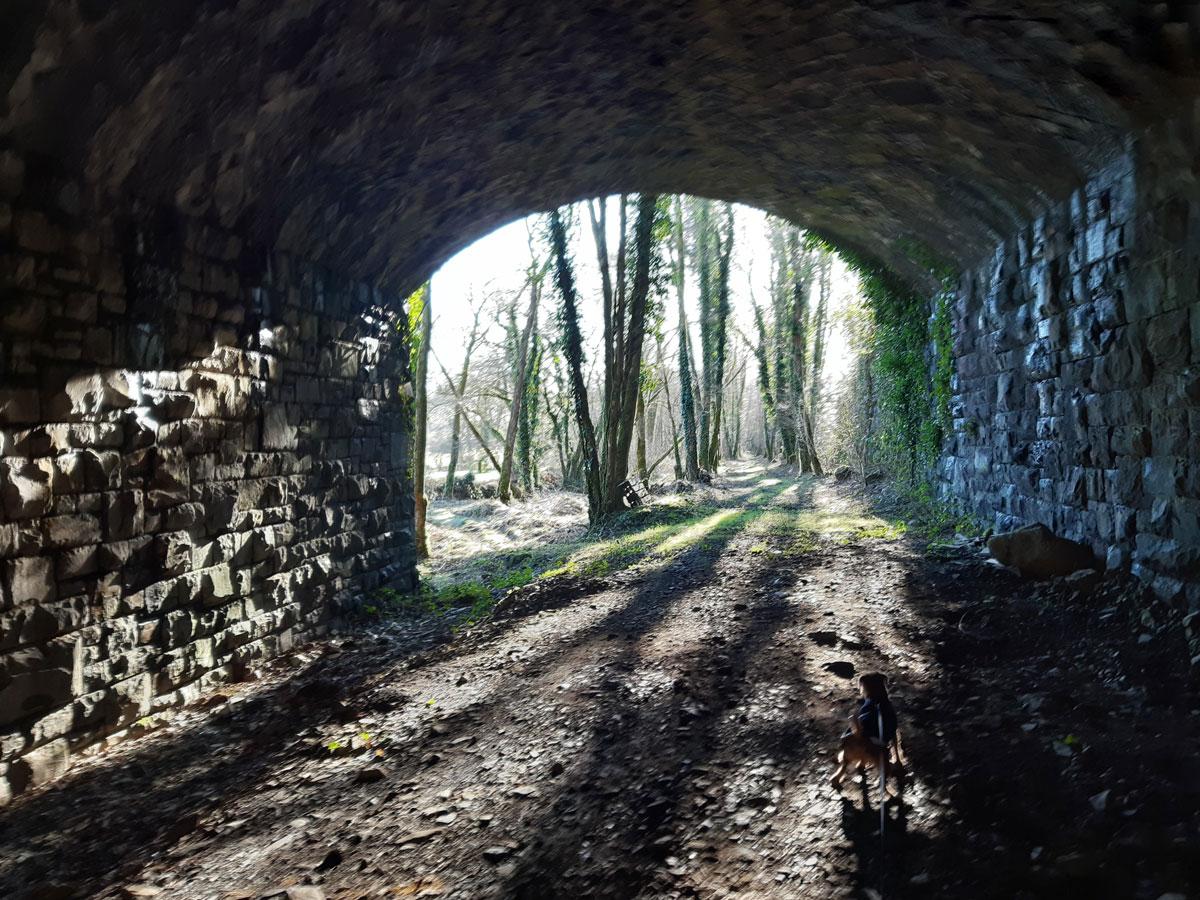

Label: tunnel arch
[2,1,1200,802]
[3,2,1197,294]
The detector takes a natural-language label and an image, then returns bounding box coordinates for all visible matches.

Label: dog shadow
[839,770,910,895]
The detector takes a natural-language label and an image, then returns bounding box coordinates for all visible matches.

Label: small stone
[1064,568,1102,594]
[482,846,512,862]
[396,828,443,845]
[120,886,163,898]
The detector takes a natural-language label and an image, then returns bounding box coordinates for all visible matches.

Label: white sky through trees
[428,199,858,402]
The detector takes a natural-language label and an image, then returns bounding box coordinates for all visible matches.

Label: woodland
[409,194,955,552]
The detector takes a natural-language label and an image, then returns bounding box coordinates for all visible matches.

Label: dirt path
[1,469,1197,899]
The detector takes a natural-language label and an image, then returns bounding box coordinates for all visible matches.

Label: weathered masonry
[0,153,417,802]
[2,1,1199,798]
[943,113,1200,648]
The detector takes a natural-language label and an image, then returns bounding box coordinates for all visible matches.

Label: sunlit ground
[407,462,908,621]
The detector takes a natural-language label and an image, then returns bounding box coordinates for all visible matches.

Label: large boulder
[987,524,1095,579]
[833,465,853,481]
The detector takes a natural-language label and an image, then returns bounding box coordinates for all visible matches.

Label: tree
[443,300,483,495]
[517,331,543,493]
[829,298,877,483]
[547,208,603,520]
[702,203,735,471]
[410,281,433,559]
[592,194,662,515]
[498,247,549,502]
[806,253,832,467]
[757,217,836,473]
[672,197,700,480]
[436,355,503,475]
[750,297,777,460]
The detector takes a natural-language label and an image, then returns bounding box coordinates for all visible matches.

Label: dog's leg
[831,750,848,789]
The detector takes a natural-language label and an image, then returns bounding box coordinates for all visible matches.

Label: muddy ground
[1,465,1197,899]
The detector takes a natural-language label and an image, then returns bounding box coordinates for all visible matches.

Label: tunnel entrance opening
[404,193,953,624]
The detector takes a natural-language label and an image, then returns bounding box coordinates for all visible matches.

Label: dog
[830,672,907,793]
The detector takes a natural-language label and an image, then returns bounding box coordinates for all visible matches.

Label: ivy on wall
[813,234,958,489]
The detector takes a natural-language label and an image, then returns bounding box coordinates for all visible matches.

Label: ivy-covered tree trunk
[769,224,796,465]
[703,204,734,471]
[518,333,542,493]
[674,199,700,480]
[412,282,433,559]
[804,255,831,476]
[786,229,816,473]
[548,209,603,520]
[750,300,777,461]
[600,193,658,516]
[695,201,713,469]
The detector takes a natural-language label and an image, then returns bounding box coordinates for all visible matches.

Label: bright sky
[428,199,858,392]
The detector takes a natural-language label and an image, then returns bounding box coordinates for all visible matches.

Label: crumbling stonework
[0,151,416,803]
[943,109,1200,649]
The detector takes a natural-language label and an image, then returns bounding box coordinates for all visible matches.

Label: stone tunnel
[1,1,1199,802]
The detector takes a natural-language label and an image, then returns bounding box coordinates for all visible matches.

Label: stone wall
[0,150,416,802]
[943,111,1200,636]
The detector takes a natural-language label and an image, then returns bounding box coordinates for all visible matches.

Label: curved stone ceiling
[2,1,1197,291]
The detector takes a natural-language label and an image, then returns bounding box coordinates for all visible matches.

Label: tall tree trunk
[769,221,796,464]
[600,193,657,516]
[499,268,543,502]
[804,255,831,476]
[657,336,685,479]
[725,361,746,459]
[518,334,542,493]
[696,200,713,467]
[413,282,433,559]
[787,229,815,473]
[674,200,700,480]
[593,196,630,501]
[635,388,648,483]
[750,299,777,462]
[588,198,616,451]
[444,304,482,495]
[549,209,603,520]
[704,204,735,470]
